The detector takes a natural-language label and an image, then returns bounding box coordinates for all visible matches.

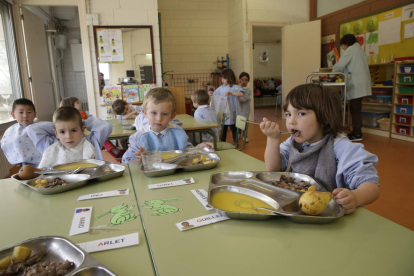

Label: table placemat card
[77,233,139,253]
[176,212,230,231]
[69,207,93,236]
[78,189,129,201]
[148,177,195,189]
[191,189,214,210]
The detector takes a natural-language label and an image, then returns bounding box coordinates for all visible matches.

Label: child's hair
[283,84,344,137]
[143,88,176,113]
[112,99,128,115]
[239,72,250,81]
[221,69,237,87]
[53,106,83,127]
[60,97,79,107]
[191,90,209,105]
[340,34,358,47]
[12,98,36,112]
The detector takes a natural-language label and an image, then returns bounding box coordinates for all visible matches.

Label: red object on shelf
[396,126,411,135]
[397,96,413,104]
[395,57,414,62]
[395,115,412,125]
[372,90,391,94]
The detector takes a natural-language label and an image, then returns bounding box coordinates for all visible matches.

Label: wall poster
[97,28,124,63]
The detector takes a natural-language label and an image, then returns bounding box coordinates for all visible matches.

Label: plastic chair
[216,115,250,151]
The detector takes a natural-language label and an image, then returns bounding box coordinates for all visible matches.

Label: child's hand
[260,117,281,140]
[133,146,146,163]
[332,188,357,214]
[225,92,233,96]
[197,142,214,149]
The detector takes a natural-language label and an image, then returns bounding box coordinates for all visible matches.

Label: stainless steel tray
[12,160,126,195]
[208,171,344,224]
[0,236,117,276]
[141,152,220,177]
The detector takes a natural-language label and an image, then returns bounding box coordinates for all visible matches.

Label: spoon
[240,120,300,135]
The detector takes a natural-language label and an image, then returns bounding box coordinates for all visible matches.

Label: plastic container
[377,118,390,131]
[396,126,411,135]
[399,75,414,83]
[395,115,412,125]
[396,105,413,114]
[398,86,414,94]
[361,111,390,127]
[400,65,414,73]
[397,96,413,104]
[377,95,392,104]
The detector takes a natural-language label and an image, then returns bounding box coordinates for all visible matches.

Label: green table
[128,150,414,276]
[0,167,155,276]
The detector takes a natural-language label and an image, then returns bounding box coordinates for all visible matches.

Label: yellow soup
[211,192,274,214]
[162,153,180,159]
[55,163,98,170]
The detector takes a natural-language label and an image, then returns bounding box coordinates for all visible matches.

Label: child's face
[123,104,133,115]
[11,105,37,126]
[143,100,176,133]
[74,101,82,111]
[239,76,250,87]
[221,77,228,85]
[53,120,85,148]
[285,104,323,144]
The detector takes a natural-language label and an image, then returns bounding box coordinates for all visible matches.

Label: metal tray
[51,159,106,171]
[0,236,117,276]
[12,160,126,195]
[141,152,220,177]
[72,266,117,276]
[122,124,136,130]
[208,171,344,224]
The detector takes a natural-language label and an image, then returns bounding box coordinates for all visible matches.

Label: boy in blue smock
[122,88,212,163]
[27,106,112,168]
[190,89,220,144]
[1,98,42,167]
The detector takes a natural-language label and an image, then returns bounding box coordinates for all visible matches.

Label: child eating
[260,84,380,214]
[28,106,112,168]
[122,88,212,163]
[1,98,42,167]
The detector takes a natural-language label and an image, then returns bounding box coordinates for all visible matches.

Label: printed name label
[190,189,214,210]
[69,207,93,236]
[78,189,129,201]
[148,177,195,189]
[176,212,230,231]
[77,233,139,253]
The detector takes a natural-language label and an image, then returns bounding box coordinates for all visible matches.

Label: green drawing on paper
[142,198,182,216]
[94,203,137,226]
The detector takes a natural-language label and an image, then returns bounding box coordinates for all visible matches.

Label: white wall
[252,26,281,78]
[227,0,244,77]
[317,0,366,18]
[158,0,228,73]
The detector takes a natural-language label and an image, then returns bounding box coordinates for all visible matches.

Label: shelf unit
[391,61,414,142]
[361,63,394,137]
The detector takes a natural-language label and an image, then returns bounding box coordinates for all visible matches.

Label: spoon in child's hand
[241,120,299,135]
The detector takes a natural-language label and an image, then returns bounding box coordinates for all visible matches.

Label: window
[0,0,23,125]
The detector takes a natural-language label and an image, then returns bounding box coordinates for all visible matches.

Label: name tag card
[148,177,195,189]
[78,189,129,201]
[176,212,230,231]
[77,233,139,253]
[191,189,214,211]
[69,207,93,236]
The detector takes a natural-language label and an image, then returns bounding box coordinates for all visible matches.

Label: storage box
[396,105,413,114]
[377,95,392,104]
[399,75,414,83]
[400,65,414,73]
[398,86,414,94]
[361,111,390,127]
[397,96,413,104]
[396,126,411,135]
[363,91,392,104]
[377,118,390,131]
[395,115,412,125]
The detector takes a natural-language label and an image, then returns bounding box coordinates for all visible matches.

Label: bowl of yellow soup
[208,185,282,220]
[53,159,105,170]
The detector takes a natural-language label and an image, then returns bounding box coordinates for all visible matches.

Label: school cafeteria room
[0,0,413,275]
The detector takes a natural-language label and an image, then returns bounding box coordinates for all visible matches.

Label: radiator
[81,101,89,112]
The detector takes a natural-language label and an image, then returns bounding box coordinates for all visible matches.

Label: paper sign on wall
[97,28,124,63]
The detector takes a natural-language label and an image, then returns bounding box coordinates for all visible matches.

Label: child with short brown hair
[112,99,142,120]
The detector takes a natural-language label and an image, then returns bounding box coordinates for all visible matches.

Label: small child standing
[1,98,42,167]
[191,89,220,144]
[260,84,380,214]
[28,106,112,168]
[238,72,251,142]
[212,69,244,142]
[122,88,212,163]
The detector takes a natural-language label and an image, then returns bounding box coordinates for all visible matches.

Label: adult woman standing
[332,34,371,141]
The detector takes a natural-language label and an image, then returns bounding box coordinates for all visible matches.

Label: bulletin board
[339,2,414,63]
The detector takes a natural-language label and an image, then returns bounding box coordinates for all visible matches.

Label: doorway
[20,5,87,121]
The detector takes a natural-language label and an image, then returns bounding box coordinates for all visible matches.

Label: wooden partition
[169,87,186,114]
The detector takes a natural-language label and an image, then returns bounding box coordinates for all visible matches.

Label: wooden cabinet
[169,87,186,114]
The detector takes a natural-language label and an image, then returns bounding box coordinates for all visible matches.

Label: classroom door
[21,7,56,121]
[281,20,321,117]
